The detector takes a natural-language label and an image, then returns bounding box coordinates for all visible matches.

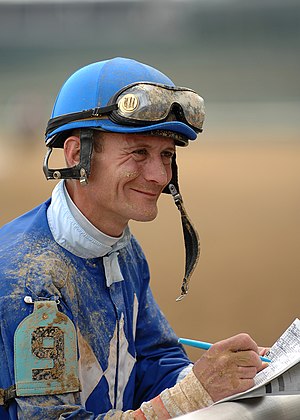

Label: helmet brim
[46,119,198,146]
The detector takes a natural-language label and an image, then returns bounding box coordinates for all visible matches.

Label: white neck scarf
[47,180,131,287]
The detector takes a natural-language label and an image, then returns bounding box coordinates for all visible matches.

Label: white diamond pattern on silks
[77,328,104,407]
[77,295,138,409]
[104,312,137,409]
[132,294,138,341]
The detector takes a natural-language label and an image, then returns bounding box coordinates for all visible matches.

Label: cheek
[90,155,141,189]
[166,164,173,183]
[122,170,140,181]
[118,160,141,182]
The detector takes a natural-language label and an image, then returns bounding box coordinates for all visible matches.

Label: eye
[132,148,148,161]
[133,148,147,155]
[161,150,175,164]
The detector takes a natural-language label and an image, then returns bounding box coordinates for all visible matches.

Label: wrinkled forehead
[97,131,176,151]
[93,127,187,147]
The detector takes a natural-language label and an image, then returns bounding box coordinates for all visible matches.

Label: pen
[178,338,271,363]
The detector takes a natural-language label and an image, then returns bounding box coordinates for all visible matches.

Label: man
[0,57,266,419]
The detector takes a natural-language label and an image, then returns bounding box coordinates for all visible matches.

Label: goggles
[45,82,205,138]
[108,82,205,132]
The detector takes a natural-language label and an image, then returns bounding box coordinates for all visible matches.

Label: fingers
[210,334,262,369]
[215,333,258,354]
[193,333,263,402]
[258,361,269,372]
[257,347,271,372]
[214,334,263,369]
[233,349,262,369]
[237,366,258,379]
[258,346,270,356]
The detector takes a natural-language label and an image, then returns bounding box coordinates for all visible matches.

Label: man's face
[83,132,175,235]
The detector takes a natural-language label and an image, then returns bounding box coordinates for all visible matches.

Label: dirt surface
[1,136,299,362]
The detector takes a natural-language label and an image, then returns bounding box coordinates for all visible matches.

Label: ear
[64,135,81,167]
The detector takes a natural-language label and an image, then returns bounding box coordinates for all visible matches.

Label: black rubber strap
[45,104,118,137]
[163,154,179,195]
[169,184,200,301]
[43,129,94,182]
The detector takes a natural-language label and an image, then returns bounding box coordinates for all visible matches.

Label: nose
[143,156,170,186]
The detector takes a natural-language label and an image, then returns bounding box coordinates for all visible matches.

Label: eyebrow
[124,142,175,151]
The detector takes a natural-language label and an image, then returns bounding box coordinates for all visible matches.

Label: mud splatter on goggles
[45,82,205,137]
[108,82,205,132]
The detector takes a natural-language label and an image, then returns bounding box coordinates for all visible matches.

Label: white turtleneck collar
[47,180,131,286]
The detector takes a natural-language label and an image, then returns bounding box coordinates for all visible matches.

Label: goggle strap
[45,104,118,136]
[169,184,200,301]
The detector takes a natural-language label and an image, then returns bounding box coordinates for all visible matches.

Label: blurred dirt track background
[0,0,299,361]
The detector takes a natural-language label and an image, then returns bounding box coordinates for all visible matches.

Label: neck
[65,180,126,237]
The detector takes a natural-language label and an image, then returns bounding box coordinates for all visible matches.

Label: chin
[132,209,158,222]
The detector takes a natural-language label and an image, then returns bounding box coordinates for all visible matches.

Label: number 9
[31,326,65,381]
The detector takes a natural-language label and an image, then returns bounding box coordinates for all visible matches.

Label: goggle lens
[112,83,205,132]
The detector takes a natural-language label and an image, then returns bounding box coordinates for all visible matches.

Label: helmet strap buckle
[43,129,94,184]
[79,168,88,185]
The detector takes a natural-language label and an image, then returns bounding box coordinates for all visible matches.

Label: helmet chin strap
[43,129,94,185]
[168,184,200,301]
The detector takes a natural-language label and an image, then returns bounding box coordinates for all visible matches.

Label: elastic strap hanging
[169,184,200,301]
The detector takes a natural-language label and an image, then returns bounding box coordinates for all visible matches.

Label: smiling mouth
[131,189,159,197]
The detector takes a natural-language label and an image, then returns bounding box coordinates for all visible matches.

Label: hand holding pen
[179,333,270,403]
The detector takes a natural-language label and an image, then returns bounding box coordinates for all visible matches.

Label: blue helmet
[45,57,202,147]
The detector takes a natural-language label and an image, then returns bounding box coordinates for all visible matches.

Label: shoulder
[0,199,51,246]
[0,199,77,299]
